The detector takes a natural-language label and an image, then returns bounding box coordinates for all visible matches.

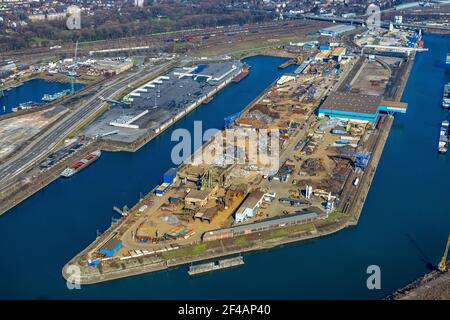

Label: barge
[438,120,449,154]
[442,83,450,109]
[187,256,244,275]
[61,150,101,178]
[232,66,250,83]
[42,89,71,102]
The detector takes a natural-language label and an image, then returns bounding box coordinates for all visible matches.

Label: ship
[232,66,250,83]
[438,120,449,154]
[442,83,450,109]
[447,53,450,65]
[61,150,101,178]
[42,89,71,102]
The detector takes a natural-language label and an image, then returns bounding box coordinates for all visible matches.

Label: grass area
[313,211,345,227]
[263,223,315,241]
[162,243,209,260]
[233,236,249,246]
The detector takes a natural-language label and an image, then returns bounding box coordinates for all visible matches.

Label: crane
[224,112,240,128]
[438,234,450,272]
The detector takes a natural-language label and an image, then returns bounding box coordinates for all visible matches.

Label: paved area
[83,61,243,143]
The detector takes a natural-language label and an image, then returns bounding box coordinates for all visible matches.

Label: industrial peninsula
[60,25,420,285]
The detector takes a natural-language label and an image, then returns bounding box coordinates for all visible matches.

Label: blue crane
[337,147,370,169]
[224,112,240,128]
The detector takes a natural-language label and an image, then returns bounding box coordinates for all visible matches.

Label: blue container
[163,168,177,184]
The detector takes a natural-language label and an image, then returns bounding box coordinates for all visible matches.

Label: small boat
[438,120,449,154]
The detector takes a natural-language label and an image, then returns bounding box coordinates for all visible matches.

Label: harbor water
[0,34,449,299]
[0,78,85,115]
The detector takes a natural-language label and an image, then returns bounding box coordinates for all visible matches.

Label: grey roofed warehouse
[319,24,356,36]
[320,92,382,115]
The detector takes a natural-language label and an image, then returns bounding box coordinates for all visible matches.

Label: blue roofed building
[318,92,407,123]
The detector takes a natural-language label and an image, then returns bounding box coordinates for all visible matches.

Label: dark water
[0,78,85,115]
[0,34,449,299]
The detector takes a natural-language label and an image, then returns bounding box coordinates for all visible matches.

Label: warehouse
[234,190,265,223]
[319,24,356,36]
[203,207,326,241]
[318,92,407,123]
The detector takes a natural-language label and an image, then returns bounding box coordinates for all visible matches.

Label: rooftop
[321,92,382,115]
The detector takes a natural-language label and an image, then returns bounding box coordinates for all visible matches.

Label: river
[0,34,449,299]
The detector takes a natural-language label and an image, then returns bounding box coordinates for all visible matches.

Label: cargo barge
[232,66,250,83]
[42,89,71,102]
[438,120,449,154]
[61,150,101,178]
[187,256,244,275]
[442,83,450,109]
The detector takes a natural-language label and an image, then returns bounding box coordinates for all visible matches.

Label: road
[0,61,174,191]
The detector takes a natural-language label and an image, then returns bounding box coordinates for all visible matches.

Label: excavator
[438,234,450,272]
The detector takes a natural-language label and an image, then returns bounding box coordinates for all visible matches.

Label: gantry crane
[438,234,450,272]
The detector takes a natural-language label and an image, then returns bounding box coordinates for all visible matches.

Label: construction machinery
[438,234,450,272]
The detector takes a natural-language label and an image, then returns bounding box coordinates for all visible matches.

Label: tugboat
[438,120,449,154]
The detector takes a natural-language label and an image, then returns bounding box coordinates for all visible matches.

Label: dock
[188,256,244,275]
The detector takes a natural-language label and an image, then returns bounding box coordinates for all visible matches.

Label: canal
[0,78,85,115]
[0,34,449,299]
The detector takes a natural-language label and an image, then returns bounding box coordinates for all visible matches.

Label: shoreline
[61,53,415,285]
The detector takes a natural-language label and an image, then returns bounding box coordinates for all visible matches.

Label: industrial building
[234,190,265,223]
[95,59,133,75]
[319,24,356,37]
[318,92,407,123]
[203,207,326,241]
[184,187,217,208]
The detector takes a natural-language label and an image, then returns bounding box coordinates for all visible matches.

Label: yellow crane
[438,234,450,272]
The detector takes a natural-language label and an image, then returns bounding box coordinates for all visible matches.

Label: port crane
[438,234,450,272]
[337,148,370,170]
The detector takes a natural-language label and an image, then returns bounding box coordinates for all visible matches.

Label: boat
[446,53,450,65]
[232,66,250,83]
[438,120,449,154]
[42,89,71,102]
[442,83,450,109]
[188,256,244,275]
[61,150,101,178]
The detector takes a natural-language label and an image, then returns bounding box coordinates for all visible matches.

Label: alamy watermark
[171,121,280,175]
[366,4,381,30]
[66,5,81,30]
[366,265,381,290]
[66,265,81,290]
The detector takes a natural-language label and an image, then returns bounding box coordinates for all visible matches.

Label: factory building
[319,24,356,37]
[234,190,265,223]
[203,207,326,241]
[318,92,407,123]
[184,187,217,208]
